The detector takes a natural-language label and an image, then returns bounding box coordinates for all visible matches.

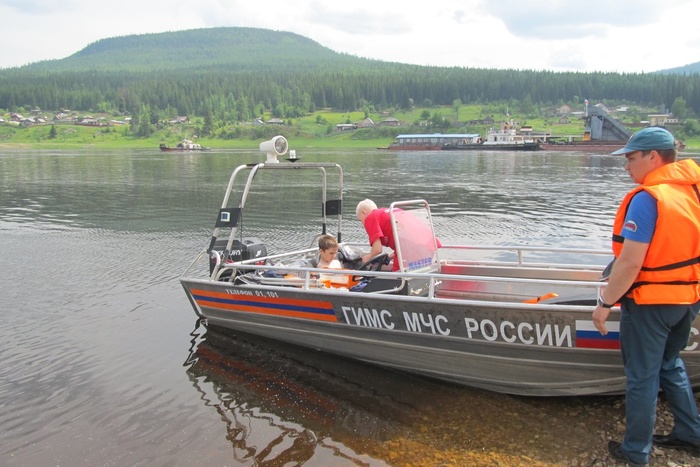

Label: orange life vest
[319,268,359,289]
[612,159,700,304]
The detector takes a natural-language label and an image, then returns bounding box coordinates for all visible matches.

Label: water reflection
[183,322,632,467]
[184,321,451,465]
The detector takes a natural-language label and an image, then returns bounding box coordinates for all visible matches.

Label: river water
[0,146,686,466]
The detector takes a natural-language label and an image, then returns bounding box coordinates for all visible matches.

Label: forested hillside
[19,27,370,72]
[656,62,700,75]
[1,27,699,122]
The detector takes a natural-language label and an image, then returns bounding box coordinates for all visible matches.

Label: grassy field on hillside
[2,105,698,150]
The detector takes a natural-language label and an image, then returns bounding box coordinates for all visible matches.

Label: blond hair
[356,199,377,219]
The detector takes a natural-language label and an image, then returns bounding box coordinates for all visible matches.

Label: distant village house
[76,117,107,126]
[379,117,400,126]
[647,114,677,126]
[335,123,357,131]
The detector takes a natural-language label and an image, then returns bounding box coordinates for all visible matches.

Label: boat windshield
[390,201,439,273]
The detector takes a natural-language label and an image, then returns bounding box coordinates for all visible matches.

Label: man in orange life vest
[592,127,700,466]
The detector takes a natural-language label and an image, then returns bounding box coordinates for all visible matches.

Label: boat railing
[439,244,612,271]
[233,266,409,295]
[183,240,613,308]
[184,245,610,306]
[182,250,207,277]
[225,262,605,306]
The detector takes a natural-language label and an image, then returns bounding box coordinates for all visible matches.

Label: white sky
[1,0,698,72]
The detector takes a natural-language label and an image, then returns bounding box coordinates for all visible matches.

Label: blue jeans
[619,298,700,464]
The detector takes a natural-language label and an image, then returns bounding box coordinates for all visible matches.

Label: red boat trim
[191,288,338,322]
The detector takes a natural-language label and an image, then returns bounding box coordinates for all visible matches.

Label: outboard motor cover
[209,237,267,273]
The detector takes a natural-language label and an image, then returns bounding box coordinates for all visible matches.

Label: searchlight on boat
[259,135,289,163]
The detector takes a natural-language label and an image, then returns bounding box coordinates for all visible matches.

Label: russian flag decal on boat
[575,320,620,349]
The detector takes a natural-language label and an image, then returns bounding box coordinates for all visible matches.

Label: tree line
[2,67,698,121]
[1,27,698,128]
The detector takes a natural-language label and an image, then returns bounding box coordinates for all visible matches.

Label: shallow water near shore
[2,147,699,466]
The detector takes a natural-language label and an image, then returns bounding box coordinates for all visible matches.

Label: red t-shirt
[363,208,399,270]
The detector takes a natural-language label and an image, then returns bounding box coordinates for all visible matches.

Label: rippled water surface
[0,147,643,465]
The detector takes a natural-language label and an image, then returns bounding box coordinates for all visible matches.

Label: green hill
[22,27,376,72]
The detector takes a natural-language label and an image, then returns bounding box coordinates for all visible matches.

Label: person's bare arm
[592,239,649,335]
[362,239,384,262]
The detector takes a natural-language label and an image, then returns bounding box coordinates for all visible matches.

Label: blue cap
[611,127,676,155]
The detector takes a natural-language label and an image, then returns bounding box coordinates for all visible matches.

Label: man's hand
[592,305,611,335]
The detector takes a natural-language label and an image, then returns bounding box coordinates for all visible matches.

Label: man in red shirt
[356,199,440,272]
[356,199,399,270]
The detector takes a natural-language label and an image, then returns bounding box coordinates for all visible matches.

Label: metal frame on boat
[180,136,700,396]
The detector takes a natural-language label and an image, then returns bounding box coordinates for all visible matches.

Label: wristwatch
[597,297,614,308]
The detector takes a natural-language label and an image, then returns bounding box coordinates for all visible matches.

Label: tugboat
[441,120,541,151]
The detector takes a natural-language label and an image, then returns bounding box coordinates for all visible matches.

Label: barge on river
[180,136,700,396]
[389,121,540,151]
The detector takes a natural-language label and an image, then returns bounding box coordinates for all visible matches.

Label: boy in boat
[315,235,354,288]
[317,234,342,269]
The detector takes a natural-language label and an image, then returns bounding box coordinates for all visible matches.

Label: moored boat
[388,121,541,151]
[539,141,626,152]
[540,135,685,153]
[387,133,454,150]
[180,136,700,396]
[442,121,541,151]
[160,139,211,151]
